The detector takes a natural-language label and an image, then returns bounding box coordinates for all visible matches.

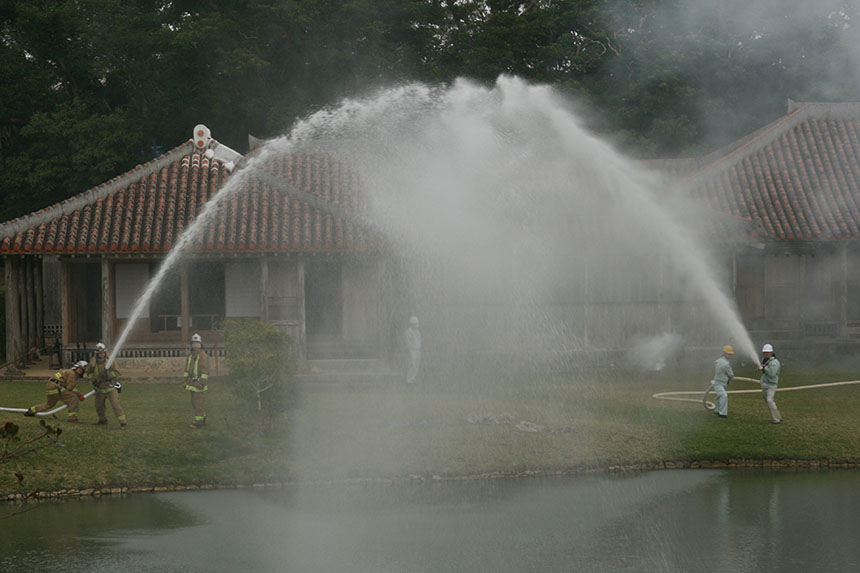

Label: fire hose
[0,390,97,417]
[652,377,860,410]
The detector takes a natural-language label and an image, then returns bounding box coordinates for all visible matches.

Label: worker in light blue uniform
[711,345,735,418]
[759,343,782,424]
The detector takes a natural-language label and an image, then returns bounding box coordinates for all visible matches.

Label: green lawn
[2,367,859,496]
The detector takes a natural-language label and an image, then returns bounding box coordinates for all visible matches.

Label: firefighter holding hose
[711,345,735,418]
[184,333,211,429]
[759,343,782,424]
[86,342,127,429]
[24,361,88,422]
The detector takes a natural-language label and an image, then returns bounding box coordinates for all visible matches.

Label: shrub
[223,319,297,421]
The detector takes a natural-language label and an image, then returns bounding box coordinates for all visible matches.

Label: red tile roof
[0,139,381,255]
[682,102,860,241]
[5,104,860,254]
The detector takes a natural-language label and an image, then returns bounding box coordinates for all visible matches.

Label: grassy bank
[2,367,859,495]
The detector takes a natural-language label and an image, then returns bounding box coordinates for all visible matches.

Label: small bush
[223,319,297,421]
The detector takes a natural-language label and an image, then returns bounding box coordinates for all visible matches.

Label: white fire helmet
[762,343,774,353]
[96,342,106,352]
[74,360,88,370]
[191,333,203,347]
[409,316,419,327]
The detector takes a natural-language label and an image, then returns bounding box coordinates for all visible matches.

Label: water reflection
[0,495,194,571]
[2,470,859,572]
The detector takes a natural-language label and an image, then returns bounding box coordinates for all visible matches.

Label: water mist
[109,76,758,370]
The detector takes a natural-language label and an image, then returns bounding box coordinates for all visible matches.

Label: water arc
[104,76,759,371]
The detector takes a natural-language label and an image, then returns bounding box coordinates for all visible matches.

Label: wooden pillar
[377,257,388,361]
[658,252,667,333]
[840,243,848,338]
[18,259,29,362]
[180,262,190,343]
[260,258,269,320]
[101,257,113,345]
[25,259,37,357]
[60,261,71,366]
[35,258,44,348]
[21,259,30,357]
[296,258,306,364]
[60,261,70,345]
[583,257,590,349]
[731,248,738,295]
[5,258,22,364]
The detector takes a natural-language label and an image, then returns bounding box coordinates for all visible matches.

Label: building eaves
[0,140,197,243]
[684,102,860,185]
[0,126,386,255]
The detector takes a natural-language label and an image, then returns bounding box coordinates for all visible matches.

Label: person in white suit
[405,316,421,385]
[711,345,735,418]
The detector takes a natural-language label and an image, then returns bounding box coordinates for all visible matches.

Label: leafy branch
[1,420,63,519]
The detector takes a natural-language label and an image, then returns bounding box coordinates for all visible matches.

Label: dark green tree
[0,1,170,220]
[428,0,611,86]
[588,0,860,156]
[3,0,860,222]
[0,0,449,220]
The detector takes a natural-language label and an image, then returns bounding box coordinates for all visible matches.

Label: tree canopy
[2,0,859,221]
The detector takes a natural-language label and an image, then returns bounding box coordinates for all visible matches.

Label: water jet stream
[98,77,758,371]
[1,78,768,418]
[106,143,283,369]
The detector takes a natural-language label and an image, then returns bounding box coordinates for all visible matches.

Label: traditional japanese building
[679,101,860,358]
[1,126,396,370]
[4,101,860,371]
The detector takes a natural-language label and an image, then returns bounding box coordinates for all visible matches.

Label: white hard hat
[409,316,419,326]
[74,360,88,370]
[191,333,203,344]
[762,343,774,353]
[96,342,106,352]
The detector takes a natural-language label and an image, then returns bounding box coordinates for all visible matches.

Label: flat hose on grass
[0,390,97,417]
[652,377,860,410]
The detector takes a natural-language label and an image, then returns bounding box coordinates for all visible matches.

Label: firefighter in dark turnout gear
[184,333,211,429]
[24,361,88,422]
[86,342,127,428]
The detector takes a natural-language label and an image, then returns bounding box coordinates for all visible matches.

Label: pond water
[2,469,859,572]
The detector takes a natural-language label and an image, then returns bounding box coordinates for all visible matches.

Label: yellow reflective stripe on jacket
[184,354,208,390]
[51,371,64,392]
[186,355,199,378]
[186,355,209,378]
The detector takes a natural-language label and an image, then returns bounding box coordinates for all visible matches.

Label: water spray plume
[108,76,758,369]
